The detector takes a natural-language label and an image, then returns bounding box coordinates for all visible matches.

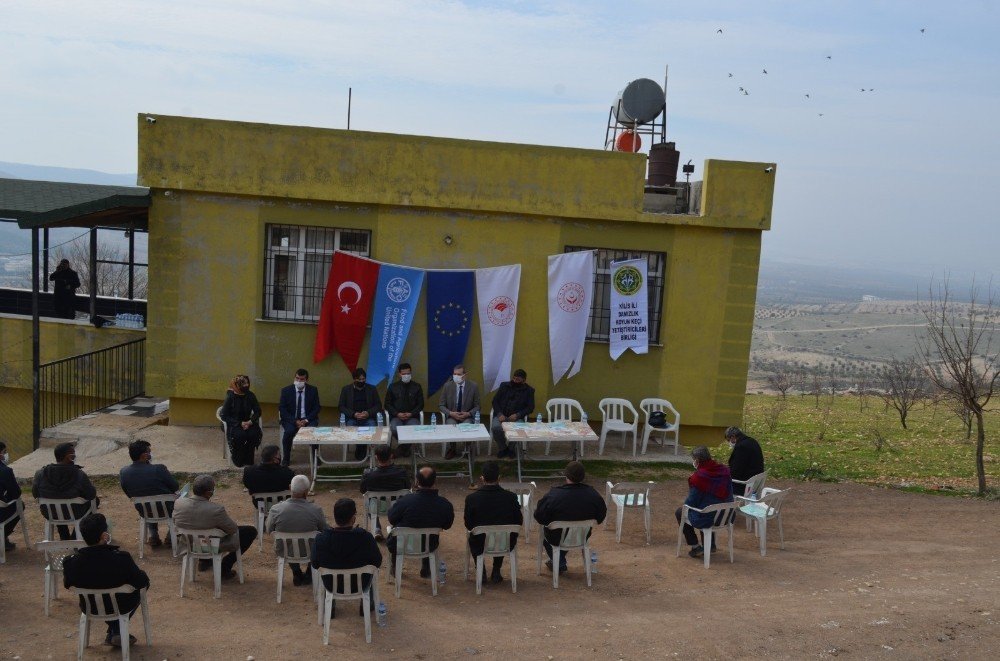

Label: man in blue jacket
[278,368,321,467]
[675,446,734,558]
[119,440,178,550]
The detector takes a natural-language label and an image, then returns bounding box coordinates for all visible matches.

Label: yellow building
[137,114,774,446]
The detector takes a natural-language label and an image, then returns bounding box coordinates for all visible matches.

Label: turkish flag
[313,251,380,372]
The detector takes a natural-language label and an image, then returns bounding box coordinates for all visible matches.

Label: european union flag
[426,270,475,395]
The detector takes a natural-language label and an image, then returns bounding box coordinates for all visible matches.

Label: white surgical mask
[0,452,8,464]
[453,374,464,384]
[401,374,412,384]
[147,453,153,462]
[294,380,306,391]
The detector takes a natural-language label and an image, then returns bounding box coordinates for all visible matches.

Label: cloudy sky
[1,1,997,274]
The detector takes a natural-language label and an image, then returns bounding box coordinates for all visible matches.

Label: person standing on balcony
[49,258,81,319]
[221,374,263,467]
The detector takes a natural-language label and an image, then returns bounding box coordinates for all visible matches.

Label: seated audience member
[338,367,383,461]
[725,426,765,495]
[675,445,735,558]
[490,368,535,459]
[243,444,295,506]
[384,363,424,457]
[360,444,412,541]
[312,498,383,618]
[387,466,454,578]
[221,374,263,467]
[278,368,321,467]
[533,461,607,574]
[32,442,99,540]
[119,439,179,549]
[173,474,257,579]
[0,441,22,552]
[266,474,327,586]
[464,460,523,584]
[63,513,150,648]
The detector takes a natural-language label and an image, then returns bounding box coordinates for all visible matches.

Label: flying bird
[818,113,824,117]
[738,86,745,92]
[861,88,866,92]
[805,94,810,99]
[717,28,723,34]
[826,55,832,60]
[742,89,750,96]
[762,68,768,74]
[728,73,733,78]
[920,28,925,33]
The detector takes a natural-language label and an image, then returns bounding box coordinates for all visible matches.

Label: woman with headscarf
[221,374,263,467]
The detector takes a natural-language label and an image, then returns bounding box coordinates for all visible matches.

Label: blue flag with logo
[364,265,425,386]
[426,270,475,395]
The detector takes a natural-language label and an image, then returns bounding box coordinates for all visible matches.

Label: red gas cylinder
[615,130,642,153]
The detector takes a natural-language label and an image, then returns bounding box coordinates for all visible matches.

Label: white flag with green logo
[609,258,648,360]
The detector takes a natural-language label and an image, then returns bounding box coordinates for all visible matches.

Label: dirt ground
[2,474,998,660]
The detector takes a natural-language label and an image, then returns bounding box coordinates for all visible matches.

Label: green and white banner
[609,258,648,359]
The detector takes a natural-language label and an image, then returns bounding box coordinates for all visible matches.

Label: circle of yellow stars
[434,302,469,337]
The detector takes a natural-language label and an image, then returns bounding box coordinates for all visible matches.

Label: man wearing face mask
[279,368,321,467]
[32,442,99,540]
[384,362,424,458]
[439,364,481,460]
[338,367,383,461]
[490,369,535,459]
[675,446,734,558]
[119,440,178,550]
[0,441,23,553]
[725,426,765,496]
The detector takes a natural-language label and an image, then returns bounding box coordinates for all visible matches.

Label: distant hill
[0,161,136,186]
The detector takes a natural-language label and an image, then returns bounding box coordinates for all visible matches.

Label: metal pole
[32,227,41,448]
[347,87,352,130]
[662,64,669,141]
[89,227,98,320]
[43,228,50,293]
[128,226,135,300]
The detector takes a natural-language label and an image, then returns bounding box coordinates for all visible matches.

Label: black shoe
[221,569,237,580]
[108,634,137,648]
[292,573,304,586]
[374,531,385,542]
[419,558,431,578]
[544,560,567,574]
[197,559,212,571]
[688,545,704,558]
[490,568,503,584]
[148,536,163,548]
[444,447,457,460]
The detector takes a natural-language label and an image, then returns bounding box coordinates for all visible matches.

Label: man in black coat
[312,498,382,618]
[387,466,454,579]
[464,460,522,584]
[119,440,178,549]
[242,445,295,505]
[533,461,607,573]
[725,426,765,495]
[0,441,22,552]
[360,445,412,541]
[490,368,535,458]
[49,258,81,319]
[338,367,384,460]
[32,442,99,540]
[63,513,150,648]
[277,368,321,467]
[384,362,424,457]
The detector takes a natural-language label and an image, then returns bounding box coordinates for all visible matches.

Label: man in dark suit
[387,467,454,579]
[242,445,295,506]
[533,461,607,574]
[119,440,178,549]
[312,498,382,618]
[360,445,412,541]
[63,513,150,648]
[725,426,765,495]
[0,441,22,553]
[384,362,424,457]
[32,442,99,540]
[438,363,481,460]
[338,367,383,460]
[490,368,535,459]
[464,461,522,584]
[278,368,321,467]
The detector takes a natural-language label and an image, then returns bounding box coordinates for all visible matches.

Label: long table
[396,423,489,486]
[293,426,391,489]
[501,421,599,481]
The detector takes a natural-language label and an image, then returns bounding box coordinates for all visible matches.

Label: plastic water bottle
[339,413,346,428]
[376,601,387,627]
[582,412,588,426]
[431,413,437,429]
[536,413,542,425]
[474,411,480,426]
[590,550,599,573]
[376,412,384,427]
[137,314,145,328]
[438,560,447,585]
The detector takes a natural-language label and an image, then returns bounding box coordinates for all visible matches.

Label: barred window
[263,224,371,321]
[564,246,666,343]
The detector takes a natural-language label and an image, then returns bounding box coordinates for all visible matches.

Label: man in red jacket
[675,446,734,558]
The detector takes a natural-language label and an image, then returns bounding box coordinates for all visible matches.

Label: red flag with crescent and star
[313,251,381,371]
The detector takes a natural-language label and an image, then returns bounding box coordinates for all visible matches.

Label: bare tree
[878,355,925,429]
[919,280,999,496]
[766,368,794,399]
[809,367,824,408]
[856,372,873,412]
[53,240,148,299]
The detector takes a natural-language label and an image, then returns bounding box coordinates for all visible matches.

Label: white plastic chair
[737,487,791,556]
[605,481,654,544]
[391,527,442,597]
[545,398,587,456]
[675,501,739,569]
[38,497,96,541]
[536,519,597,588]
[36,539,86,616]
[176,527,244,598]
[0,497,29,563]
[732,471,768,531]
[130,494,178,559]
[499,481,536,542]
[318,565,380,644]
[215,405,229,460]
[274,530,320,603]
[74,585,151,661]
[598,398,639,456]
[253,490,292,551]
[639,398,680,455]
[464,524,520,594]
[363,490,410,536]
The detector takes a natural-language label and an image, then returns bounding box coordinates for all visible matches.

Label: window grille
[564,246,666,343]
[263,224,371,321]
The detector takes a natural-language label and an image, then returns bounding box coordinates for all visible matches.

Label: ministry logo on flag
[486,296,515,326]
[557,282,586,313]
[613,266,643,296]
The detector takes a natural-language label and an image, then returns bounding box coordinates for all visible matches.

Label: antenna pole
[662,65,669,142]
[347,87,352,130]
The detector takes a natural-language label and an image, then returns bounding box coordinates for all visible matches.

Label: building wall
[138,115,775,446]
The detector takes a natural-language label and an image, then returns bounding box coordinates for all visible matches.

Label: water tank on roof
[612,78,665,126]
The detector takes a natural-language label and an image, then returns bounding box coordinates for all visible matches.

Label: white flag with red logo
[548,251,595,384]
[476,265,521,392]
